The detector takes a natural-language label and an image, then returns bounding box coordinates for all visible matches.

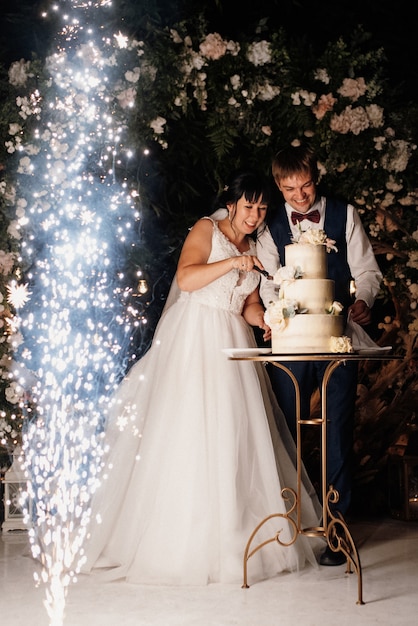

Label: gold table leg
[242,487,298,589]
[242,359,364,605]
[324,486,364,604]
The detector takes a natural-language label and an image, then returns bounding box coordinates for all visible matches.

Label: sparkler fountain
[7,1,146,623]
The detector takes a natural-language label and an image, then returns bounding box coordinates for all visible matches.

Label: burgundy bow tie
[290,209,321,225]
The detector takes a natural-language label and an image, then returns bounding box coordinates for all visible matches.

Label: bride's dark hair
[213,170,271,239]
[214,170,272,212]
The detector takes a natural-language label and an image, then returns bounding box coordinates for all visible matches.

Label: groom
[257,142,382,566]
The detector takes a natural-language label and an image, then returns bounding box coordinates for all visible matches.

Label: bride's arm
[177,219,247,292]
[242,289,271,341]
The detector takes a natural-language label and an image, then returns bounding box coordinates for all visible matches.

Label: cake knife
[253,265,273,280]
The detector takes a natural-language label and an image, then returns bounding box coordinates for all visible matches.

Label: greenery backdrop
[0,0,417,515]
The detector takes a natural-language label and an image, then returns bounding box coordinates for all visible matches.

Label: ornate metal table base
[229,353,401,605]
[241,485,364,605]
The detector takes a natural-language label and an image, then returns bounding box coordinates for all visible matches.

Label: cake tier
[271,314,344,354]
[285,243,327,279]
[281,279,334,314]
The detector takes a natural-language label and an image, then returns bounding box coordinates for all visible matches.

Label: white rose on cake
[273,264,302,285]
[327,301,344,315]
[292,227,338,252]
[330,335,354,353]
[264,298,302,330]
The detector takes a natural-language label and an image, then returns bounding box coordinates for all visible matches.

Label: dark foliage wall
[1,0,417,515]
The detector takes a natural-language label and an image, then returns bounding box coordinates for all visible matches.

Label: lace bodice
[178,218,260,315]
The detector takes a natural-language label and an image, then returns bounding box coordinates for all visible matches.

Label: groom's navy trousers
[267,358,358,517]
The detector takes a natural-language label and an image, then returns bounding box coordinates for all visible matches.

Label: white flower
[226,40,240,56]
[230,74,241,90]
[261,125,272,136]
[264,299,300,331]
[330,336,354,353]
[291,90,316,106]
[5,381,24,404]
[406,250,418,270]
[291,92,301,106]
[312,93,336,120]
[3,184,16,204]
[327,301,344,315]
[256,82,281,101]
[399,192,418,206]
[24,143,41,156]
[17,156,33,175]
[337,77,367,101]
[408,282,418,299]
[381,139,415,173]
[7,221,21,240]
[150,116,167,135]
[116,87,137,109]
[125,67,141,83]
[170,29,183,44]
[330,105,370,136]
[247,41,271,66]
[16,92,41,119]
[385,176,403,192]
[366,104,384,128]
[373,135,386,150]
[314,68,330,84]
[190,52,206,72]
[174,91,188,108]
[5,141,16,154]
[325,238,339,252]
[8,123,22,136]
[273,265,300,285]
[0,251,16,275]
[292,228,338,252]
[8,59,32,86]
[199,33,228,60]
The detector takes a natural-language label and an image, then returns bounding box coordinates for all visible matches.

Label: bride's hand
[260,321,271,342]
[254,309,271,342]
[231,255,263,272]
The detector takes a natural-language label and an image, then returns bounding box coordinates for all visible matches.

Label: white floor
[1,516,418,626]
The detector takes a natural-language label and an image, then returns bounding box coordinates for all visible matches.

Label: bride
[81,170,322,585]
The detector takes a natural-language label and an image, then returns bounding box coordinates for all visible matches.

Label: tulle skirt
[81,295,322,585]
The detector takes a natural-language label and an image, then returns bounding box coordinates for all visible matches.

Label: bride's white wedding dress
[81,218,322,585]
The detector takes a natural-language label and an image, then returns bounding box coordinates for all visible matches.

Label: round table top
[223,348,402,363]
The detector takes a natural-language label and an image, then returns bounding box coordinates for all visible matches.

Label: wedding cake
[264,229,353,354]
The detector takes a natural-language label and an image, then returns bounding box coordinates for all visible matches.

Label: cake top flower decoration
[292,227,338,252]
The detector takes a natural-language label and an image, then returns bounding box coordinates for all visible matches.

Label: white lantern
[2,446,32,533]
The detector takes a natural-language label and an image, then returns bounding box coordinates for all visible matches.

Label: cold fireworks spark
[9,1,145,623]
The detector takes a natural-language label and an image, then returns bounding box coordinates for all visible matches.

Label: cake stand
[226,350,403,605]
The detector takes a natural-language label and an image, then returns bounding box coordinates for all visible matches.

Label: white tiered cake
[264,230,352,354]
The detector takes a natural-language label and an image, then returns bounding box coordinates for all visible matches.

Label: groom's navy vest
[266,198,353,312]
